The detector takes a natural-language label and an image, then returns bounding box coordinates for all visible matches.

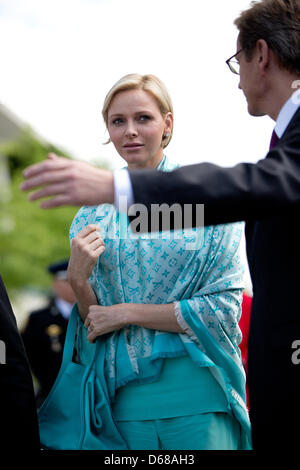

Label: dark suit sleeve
[0,276,40,452]
[128,110,300,227]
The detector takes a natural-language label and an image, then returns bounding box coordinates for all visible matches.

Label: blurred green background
[0,128,76,289]
[0,126,109,327]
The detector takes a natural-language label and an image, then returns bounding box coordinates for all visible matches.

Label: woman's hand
[67,224,105,288]
[84,302,183,343]
[84,304,129,343]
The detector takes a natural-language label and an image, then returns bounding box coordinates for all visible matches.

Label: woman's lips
[123,143,144,151]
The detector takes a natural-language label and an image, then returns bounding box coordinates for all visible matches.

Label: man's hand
[21,153,114,208]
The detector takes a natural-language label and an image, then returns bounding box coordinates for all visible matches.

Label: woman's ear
[164,112,174,135]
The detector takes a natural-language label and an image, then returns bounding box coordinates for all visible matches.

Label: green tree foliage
[0,128,99,291]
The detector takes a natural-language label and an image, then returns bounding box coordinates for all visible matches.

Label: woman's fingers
[84,229,103,245]
[77,224,101,239]
[95,245,105,257]
[72,225,103,247]
[89,237,105,250]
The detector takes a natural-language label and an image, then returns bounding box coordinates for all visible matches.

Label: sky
[0,0,275,172]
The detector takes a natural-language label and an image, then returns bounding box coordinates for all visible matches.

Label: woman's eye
[139,115,151,122]
[112,118,123,125]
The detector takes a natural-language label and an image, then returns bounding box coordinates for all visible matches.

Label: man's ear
[256,39,271,74]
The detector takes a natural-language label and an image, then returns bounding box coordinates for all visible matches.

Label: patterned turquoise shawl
[70,155,251,449]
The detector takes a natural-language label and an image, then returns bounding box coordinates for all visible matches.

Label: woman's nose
[125,121,138,137]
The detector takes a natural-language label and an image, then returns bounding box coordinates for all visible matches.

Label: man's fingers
[22,153,72,180]
[27,183,67,201]
[23,158,60,178]
[48,152,60,160]
[21,167,71,191]
[39,195,76,209]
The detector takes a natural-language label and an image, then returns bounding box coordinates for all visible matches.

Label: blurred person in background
[22,260,75,407]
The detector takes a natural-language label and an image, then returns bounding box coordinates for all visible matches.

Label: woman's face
[107,89,173,169]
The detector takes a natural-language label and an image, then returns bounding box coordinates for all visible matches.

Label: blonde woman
[67,74,251,450]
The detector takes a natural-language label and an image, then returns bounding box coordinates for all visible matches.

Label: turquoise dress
[69,155,251,449]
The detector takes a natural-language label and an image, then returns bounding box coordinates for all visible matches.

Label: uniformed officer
[21,260,76,407]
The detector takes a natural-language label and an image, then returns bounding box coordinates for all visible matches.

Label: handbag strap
[61,303,103,369]
[60,303,81,366]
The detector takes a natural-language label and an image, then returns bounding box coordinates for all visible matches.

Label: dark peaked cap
[47,260,69,280]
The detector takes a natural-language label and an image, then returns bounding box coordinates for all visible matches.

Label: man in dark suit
[21,0,300,451]
[0,276,40,452]
[22,260,75,407]
[126,4,300,448]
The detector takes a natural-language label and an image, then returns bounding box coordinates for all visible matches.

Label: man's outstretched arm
[21,152,114,208]
[21,111,300,227]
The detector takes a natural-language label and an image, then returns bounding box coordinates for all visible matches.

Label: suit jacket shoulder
[129,108,300,227]
[0,276,40,451]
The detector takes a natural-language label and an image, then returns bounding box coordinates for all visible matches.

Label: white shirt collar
[275,88,300,138]
[55,298,73,319]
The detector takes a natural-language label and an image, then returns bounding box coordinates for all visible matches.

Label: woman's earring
[164,132,170,138]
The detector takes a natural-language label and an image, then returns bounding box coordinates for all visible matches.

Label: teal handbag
[38,304,127,450]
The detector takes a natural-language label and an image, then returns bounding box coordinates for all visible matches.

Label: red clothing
[239,293,252,408]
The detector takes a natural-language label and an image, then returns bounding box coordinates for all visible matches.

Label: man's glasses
[226,49,243,75]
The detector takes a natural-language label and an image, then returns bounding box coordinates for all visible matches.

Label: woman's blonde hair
[102,73,174,148]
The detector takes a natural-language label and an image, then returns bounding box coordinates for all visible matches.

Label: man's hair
[234,0,300,75]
